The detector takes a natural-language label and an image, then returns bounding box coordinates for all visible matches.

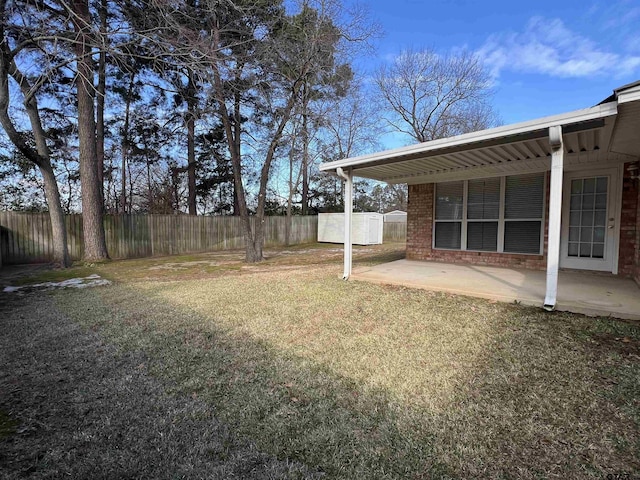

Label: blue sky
[363,0,640,148]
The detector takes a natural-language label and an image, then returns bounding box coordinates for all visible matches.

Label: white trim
[433,173,546,255]
[461,180,468,251]
[617,84,640,104]
[337,167,353,279]
[497,176,506,252]
[613,164,623,274]
[431,184,436,251]
[544,126,564,310]
[320,102,618,173]
[559,166,621,273]
[541,172,548,258]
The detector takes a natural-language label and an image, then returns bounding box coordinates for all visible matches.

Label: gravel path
[0,292,316,480]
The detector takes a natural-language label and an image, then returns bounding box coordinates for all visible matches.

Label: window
[466,178,500,251]
[433,173,545,254]
[504,173,544,254]
[434,182,463,249]
[567,176,608,259]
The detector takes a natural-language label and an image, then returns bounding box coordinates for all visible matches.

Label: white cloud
[477,16,640,79]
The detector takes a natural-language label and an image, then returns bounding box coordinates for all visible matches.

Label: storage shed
[318,212,383,245]
[383,210,407,223]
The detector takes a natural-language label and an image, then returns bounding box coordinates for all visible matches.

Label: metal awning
[324,81,640,314]
[319,100,639,184]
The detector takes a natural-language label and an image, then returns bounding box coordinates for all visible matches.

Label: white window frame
[433,173,547,255]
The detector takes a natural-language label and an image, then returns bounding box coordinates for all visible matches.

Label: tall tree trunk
[73,0,108,261]
[0,20,71,267]
[232,85,242,217]
[211,29,254,261]
[121,72,134,213]
[96,0,107,206]
[233,183,240,216]
[40,163,71,266]
[301,84,309,215]
[147,160,153,212]
[285,147,293,246]
[211,22,301,262]
[186,70,197,215]
[127,159,134,214]
[285,133,303,247]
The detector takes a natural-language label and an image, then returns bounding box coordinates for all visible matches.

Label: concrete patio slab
[352,260,640,320]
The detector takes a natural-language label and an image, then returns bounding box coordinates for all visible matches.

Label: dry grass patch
[51,260,640,479]
[1,243,404,287]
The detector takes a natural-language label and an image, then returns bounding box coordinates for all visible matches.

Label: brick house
[320,81,640,310]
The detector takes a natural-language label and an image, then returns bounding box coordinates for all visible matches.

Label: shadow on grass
[0,293,316,479]
[49,274,640,479]
[57,284,457,478]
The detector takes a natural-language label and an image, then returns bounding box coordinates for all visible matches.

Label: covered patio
[320,82,640,315]
[353,259,640,320]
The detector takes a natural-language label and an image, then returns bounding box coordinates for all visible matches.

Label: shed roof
[384,210,407,215]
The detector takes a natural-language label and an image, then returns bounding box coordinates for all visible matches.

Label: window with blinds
[432,173,545,254]
[504,173,544,254]
[467,178,499,251]
[434,182,463,249]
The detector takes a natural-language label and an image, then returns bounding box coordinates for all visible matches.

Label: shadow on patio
[352,260,640,320]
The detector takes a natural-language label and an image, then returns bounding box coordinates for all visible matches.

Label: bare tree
[375,48,499,143]
[205,0,369,262]
[318,78,383,209]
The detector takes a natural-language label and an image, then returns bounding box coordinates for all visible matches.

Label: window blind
[467,178,500,220]
[435,182,463,220]
[504,221,542,254]
[467,222,498,251]
[505,173,544,219]
[504,173,544,254]
[435,222,462,249]
[433,173,544,254]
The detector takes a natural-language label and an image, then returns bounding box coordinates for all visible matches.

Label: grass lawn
[1,243,639,479]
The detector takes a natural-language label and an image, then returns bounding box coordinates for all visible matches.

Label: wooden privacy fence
[383,221,407,242]
[0,212,319,264]
[0,212,407,265]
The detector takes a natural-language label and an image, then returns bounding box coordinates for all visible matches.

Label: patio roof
[319,84,640,184]
[325,81,640,312]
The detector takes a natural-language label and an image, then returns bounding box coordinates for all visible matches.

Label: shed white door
[560,168,619,272]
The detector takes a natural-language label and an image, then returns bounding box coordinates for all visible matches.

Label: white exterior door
[560,168,620,272]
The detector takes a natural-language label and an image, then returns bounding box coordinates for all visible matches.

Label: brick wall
[406,184,433,260]
[407,170,640,285]
[636,182,640,285]
[407,169,640,280]
[618,162,639,280]
[406,177,549,270]
[636,176,640,285]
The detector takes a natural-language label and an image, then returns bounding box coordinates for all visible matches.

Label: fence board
[0,212,320,264]
[0,212,406,265]
[383,221,407,242]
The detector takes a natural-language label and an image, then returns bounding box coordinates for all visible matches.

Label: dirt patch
[148,260,242,270]
[3,274,111,293]
[590,333,640,357]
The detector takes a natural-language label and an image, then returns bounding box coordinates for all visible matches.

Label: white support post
[544,125,564,310]
[336,167,353,280]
